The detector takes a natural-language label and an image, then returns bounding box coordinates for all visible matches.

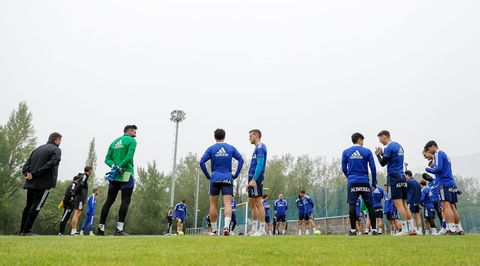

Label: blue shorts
[424,208,436,219]
[386,212,397,221]
[299,213,310,221]
[409,204,420,214]
[439,185,458,204]
[276,213,286,222]
[247,179,263,198]
[347,183,374,206]
[109,176,135,190]
[265,216,271,224]
[387,173,407,200]
[210,182,234,196]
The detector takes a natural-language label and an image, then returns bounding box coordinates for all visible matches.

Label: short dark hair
[351,133,364,144]
[263,194,268,199]
[383,184,388,187]
[181,199,186,203]
[405,170,413,177]
[124,125,138,133]
[214,129,226,140]
[420,180,427,186]
[48,132,62,143]
[249,129,262,138]
[93,188,99,194]
[84,166,93,173]
[424,140,438,150]
[377,130,390,137]
[300,190,305,194]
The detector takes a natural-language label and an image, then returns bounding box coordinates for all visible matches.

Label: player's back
[342,145,373,183]
[422,187,435,209]
[384,142,404,175]
[384,193,394,213]
[407,179,421,204]
[202,143,241,181]
[175,203,187,217]
[372,187,384,208]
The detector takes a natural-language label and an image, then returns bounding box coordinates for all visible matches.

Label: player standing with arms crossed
[274,194,288,235]
[247,129,268,237]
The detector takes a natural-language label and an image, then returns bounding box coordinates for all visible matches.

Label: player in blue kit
[375,130,414,236]
[80,188,99,236]
[174,200,187,235]
[383,184,397,235]
[200,129,244,236]
[420,180,437,235]
[342,133,378,236]
[424,141,464,235]
[247,129,268,237]
[296,194,307,235]
[371,185,385,235]
[405,171,423,235]
[274,194,288,235]
[300,191,318,235]
[262,195,273,235]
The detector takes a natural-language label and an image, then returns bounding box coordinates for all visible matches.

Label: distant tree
[85,137,98,187]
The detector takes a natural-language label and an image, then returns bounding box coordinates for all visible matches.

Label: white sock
[351,229,356,233]
[71,229,77,235]
[211,222,217,232]
[379,228,383,234]
[282,230,285,235]
[224,217,231,229]
[408,219,416,231]
[456,223,464,232]
[431,228,437,234]
[117,222,124,231]
[298,230,302,235]
[260,222,266,231]
[401,221,408,231]
[99,224,105,231]
[252,221,258,231]
[447,223,456,232]
[306,230,310,235]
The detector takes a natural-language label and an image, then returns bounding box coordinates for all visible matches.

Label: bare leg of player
[209,196,219,235]
[222,195,232,235]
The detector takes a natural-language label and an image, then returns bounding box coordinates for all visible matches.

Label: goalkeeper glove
[105,165,120,182]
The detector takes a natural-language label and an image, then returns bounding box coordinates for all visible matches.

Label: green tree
[85,137,98,187]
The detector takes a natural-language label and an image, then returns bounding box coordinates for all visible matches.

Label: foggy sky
[1,0,479,181]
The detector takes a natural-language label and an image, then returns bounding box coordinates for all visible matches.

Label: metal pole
[169,121,180,208]
[324,186,328,234]
[194,163,200,232]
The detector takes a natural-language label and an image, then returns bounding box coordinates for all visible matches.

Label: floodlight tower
[169,110,186,209]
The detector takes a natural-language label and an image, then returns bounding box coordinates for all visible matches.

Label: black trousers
[59,207,73,234]
[99,188,133,226]
[20,189,50,234]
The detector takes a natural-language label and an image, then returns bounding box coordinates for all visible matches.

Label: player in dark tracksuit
[59,176,80,235]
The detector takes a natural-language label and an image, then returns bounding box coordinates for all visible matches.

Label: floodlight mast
[169,110,186,212]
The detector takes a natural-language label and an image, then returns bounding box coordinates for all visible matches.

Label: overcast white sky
[1,0,479,180]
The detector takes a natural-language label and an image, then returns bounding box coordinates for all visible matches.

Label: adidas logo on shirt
[215,147,229,157]
[113,140,124,149]
[350,150,363,159]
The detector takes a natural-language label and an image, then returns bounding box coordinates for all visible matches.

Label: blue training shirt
[372,186,384,209]
[296,198,306,214]
[407,178,422,205]
[383,192,394,213]
[262,200,270,218]
[382,142,405,175]
[274,199,288,215]
[342,144,377,185]
[304,195,314,214]
[248,143,267,181]
[426,150,456,187]
[200,142,244,184]
[174,203,187,219]
[421,187,435,210]
[427,177,440,203]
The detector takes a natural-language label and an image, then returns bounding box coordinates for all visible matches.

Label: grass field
[1,235,479,265]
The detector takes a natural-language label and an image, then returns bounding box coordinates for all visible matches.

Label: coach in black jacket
[20,132,62,236]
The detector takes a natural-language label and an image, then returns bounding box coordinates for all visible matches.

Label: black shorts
[409,204,420,214]
[375,209,383,219]
[299,213,309,221]
[424,208,436,219]
[347,183,374,206]
[387,173,407,200]
[109,175,135,190]
[276,213,286,222]
[74,189,87,210]
[386,212,397,221]
[265,216,271,224]
[248,180,263,198]
[210,182,234,196]
[439,185,458,204]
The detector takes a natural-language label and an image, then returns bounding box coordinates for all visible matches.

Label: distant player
[300,191,317,235]
[200,129,244,236]
[174,200,187,235]
[405,170,423,235]
[296,194,307,235]
[262,195,273,235]
[274,194,288,235]
[166,207,174,235]
[247,129,268,237]
[424,141,464,235]
[230,197,237,234]
[70,166,93,236]
[371,185,385,235]
[422,171,446,234]
[383,184,397,235]
[58,175,81,236]
[80,188,98,236]
[375,130,415,236]
[342,132,378,236]
[420,180,437,235]
[98,125,138,236]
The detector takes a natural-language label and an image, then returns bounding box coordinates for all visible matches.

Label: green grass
[1,235,479,265]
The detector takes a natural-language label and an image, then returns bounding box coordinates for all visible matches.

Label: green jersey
[105,134,137,182]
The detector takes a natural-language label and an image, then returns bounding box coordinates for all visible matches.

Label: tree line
[1,102,479,235]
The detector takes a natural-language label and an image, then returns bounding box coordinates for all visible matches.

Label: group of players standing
[342,130,464,236]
